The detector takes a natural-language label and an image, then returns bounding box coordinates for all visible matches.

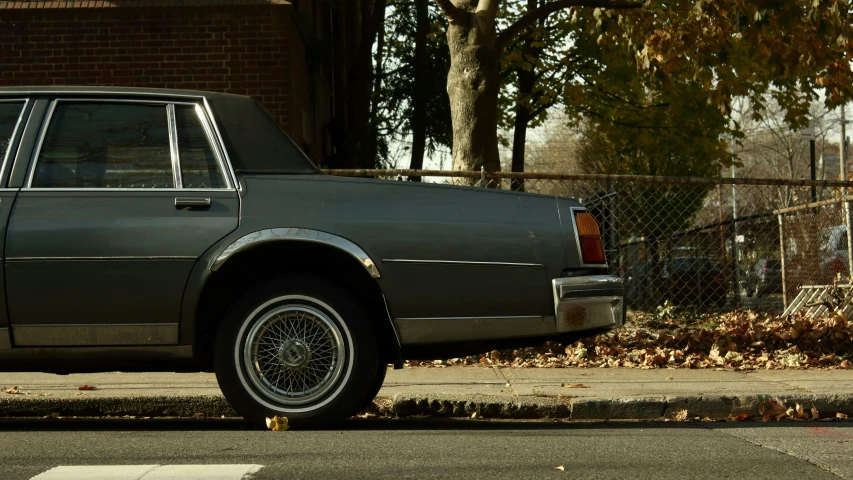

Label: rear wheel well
[194,242,398,369]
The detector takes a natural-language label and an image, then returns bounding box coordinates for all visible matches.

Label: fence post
[480,166,486,188]
[846,199,853,281]
[778,212,788,309]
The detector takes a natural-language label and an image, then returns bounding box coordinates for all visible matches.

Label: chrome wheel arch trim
[210,228,380,278]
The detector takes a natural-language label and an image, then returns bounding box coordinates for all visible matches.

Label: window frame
[25,97,234,191]
[0,98,31,184]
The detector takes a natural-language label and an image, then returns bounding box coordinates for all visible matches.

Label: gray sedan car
[0,87,623,424]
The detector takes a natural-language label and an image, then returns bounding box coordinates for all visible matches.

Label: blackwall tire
[214,275,378,426]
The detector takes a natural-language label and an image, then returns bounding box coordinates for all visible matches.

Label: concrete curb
[0,395,238,418]
[2,393,852,420]
[392,393,853,420]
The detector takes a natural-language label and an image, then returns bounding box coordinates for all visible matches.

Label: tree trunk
[445,10,501,175]
[342,0,387,169]
[409,0,430,181]
[509,0,541,192]
[371,6,386,118]
[510,105,530,191]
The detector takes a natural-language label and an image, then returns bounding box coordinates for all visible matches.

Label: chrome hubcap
[243,304,346,406]
[280,339,310,368]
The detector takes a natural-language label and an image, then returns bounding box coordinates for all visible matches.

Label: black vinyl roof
[0,86,319,175]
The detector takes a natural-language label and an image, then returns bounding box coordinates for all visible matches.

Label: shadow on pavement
[0,417,848,432]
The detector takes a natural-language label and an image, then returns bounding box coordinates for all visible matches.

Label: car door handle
[175,197,211,210]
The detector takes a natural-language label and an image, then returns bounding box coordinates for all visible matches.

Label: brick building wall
[0,0,331,163]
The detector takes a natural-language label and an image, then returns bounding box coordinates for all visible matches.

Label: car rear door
[5,96,239,347]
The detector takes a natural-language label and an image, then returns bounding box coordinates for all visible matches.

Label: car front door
[5,97,239,346]
[0,98,32,349]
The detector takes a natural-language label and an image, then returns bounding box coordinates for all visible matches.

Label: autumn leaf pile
[409,308,853,370]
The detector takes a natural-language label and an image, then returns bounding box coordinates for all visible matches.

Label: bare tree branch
[434,0,466,22]
[476,0,499,15]
[496,0,642,51]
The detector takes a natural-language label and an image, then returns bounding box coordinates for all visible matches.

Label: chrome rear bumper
[552,275,624,333]
[394,275,624,345]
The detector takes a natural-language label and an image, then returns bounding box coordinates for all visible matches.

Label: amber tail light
[575,212,606,264]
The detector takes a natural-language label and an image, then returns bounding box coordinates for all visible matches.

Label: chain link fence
[326,169,853,314]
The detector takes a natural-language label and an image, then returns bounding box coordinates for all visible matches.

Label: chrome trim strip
[552,275,623,307]
[167,103,183,189]
[570,206,609,268]
[0,345,195,363]
[397,315,545,321]
[193,103,232,189]
[395,315,554,345]
[6,256,196,262]
[25,99,57,188]
[23,188,236,193]
[0,98,29,183]
[12,323,179,346]
[554,275,623,289]
[0,327,10,349]
[8,99,39,188]
[202,97,240,190]
[35,98,194,106]
[211,228,380,278]
[25,98,229,191]
[0,89,206,99]
[381,259,545,268]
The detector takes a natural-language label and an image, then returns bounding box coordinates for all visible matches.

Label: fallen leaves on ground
[727,413,752,422]
[759,398,789,421]
[756,397,852,421]
[265,415,289,431]
[406,308,853,371]
[77,385,96,391]
[561,384,588,388]
[5,386,20,394]
[671,409,689,422]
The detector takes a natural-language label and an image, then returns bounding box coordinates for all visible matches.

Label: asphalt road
[1,419,851,479]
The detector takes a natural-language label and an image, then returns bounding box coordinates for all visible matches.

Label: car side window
[0,101,26,163]
[175,105,226,189]
[31,102,174,188]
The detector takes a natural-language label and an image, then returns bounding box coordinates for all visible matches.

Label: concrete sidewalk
[1,367,852,420]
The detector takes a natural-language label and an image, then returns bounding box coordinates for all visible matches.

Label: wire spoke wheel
[243,304,346,406]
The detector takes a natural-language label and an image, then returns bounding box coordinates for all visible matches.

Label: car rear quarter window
[175,105,226,189]
[0,101,26,164]
[31,102,174,188]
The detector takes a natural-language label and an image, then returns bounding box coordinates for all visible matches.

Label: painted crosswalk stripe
[31,464,263,480]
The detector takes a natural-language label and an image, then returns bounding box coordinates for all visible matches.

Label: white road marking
[31,465,159,480]
[30,464,263,480]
